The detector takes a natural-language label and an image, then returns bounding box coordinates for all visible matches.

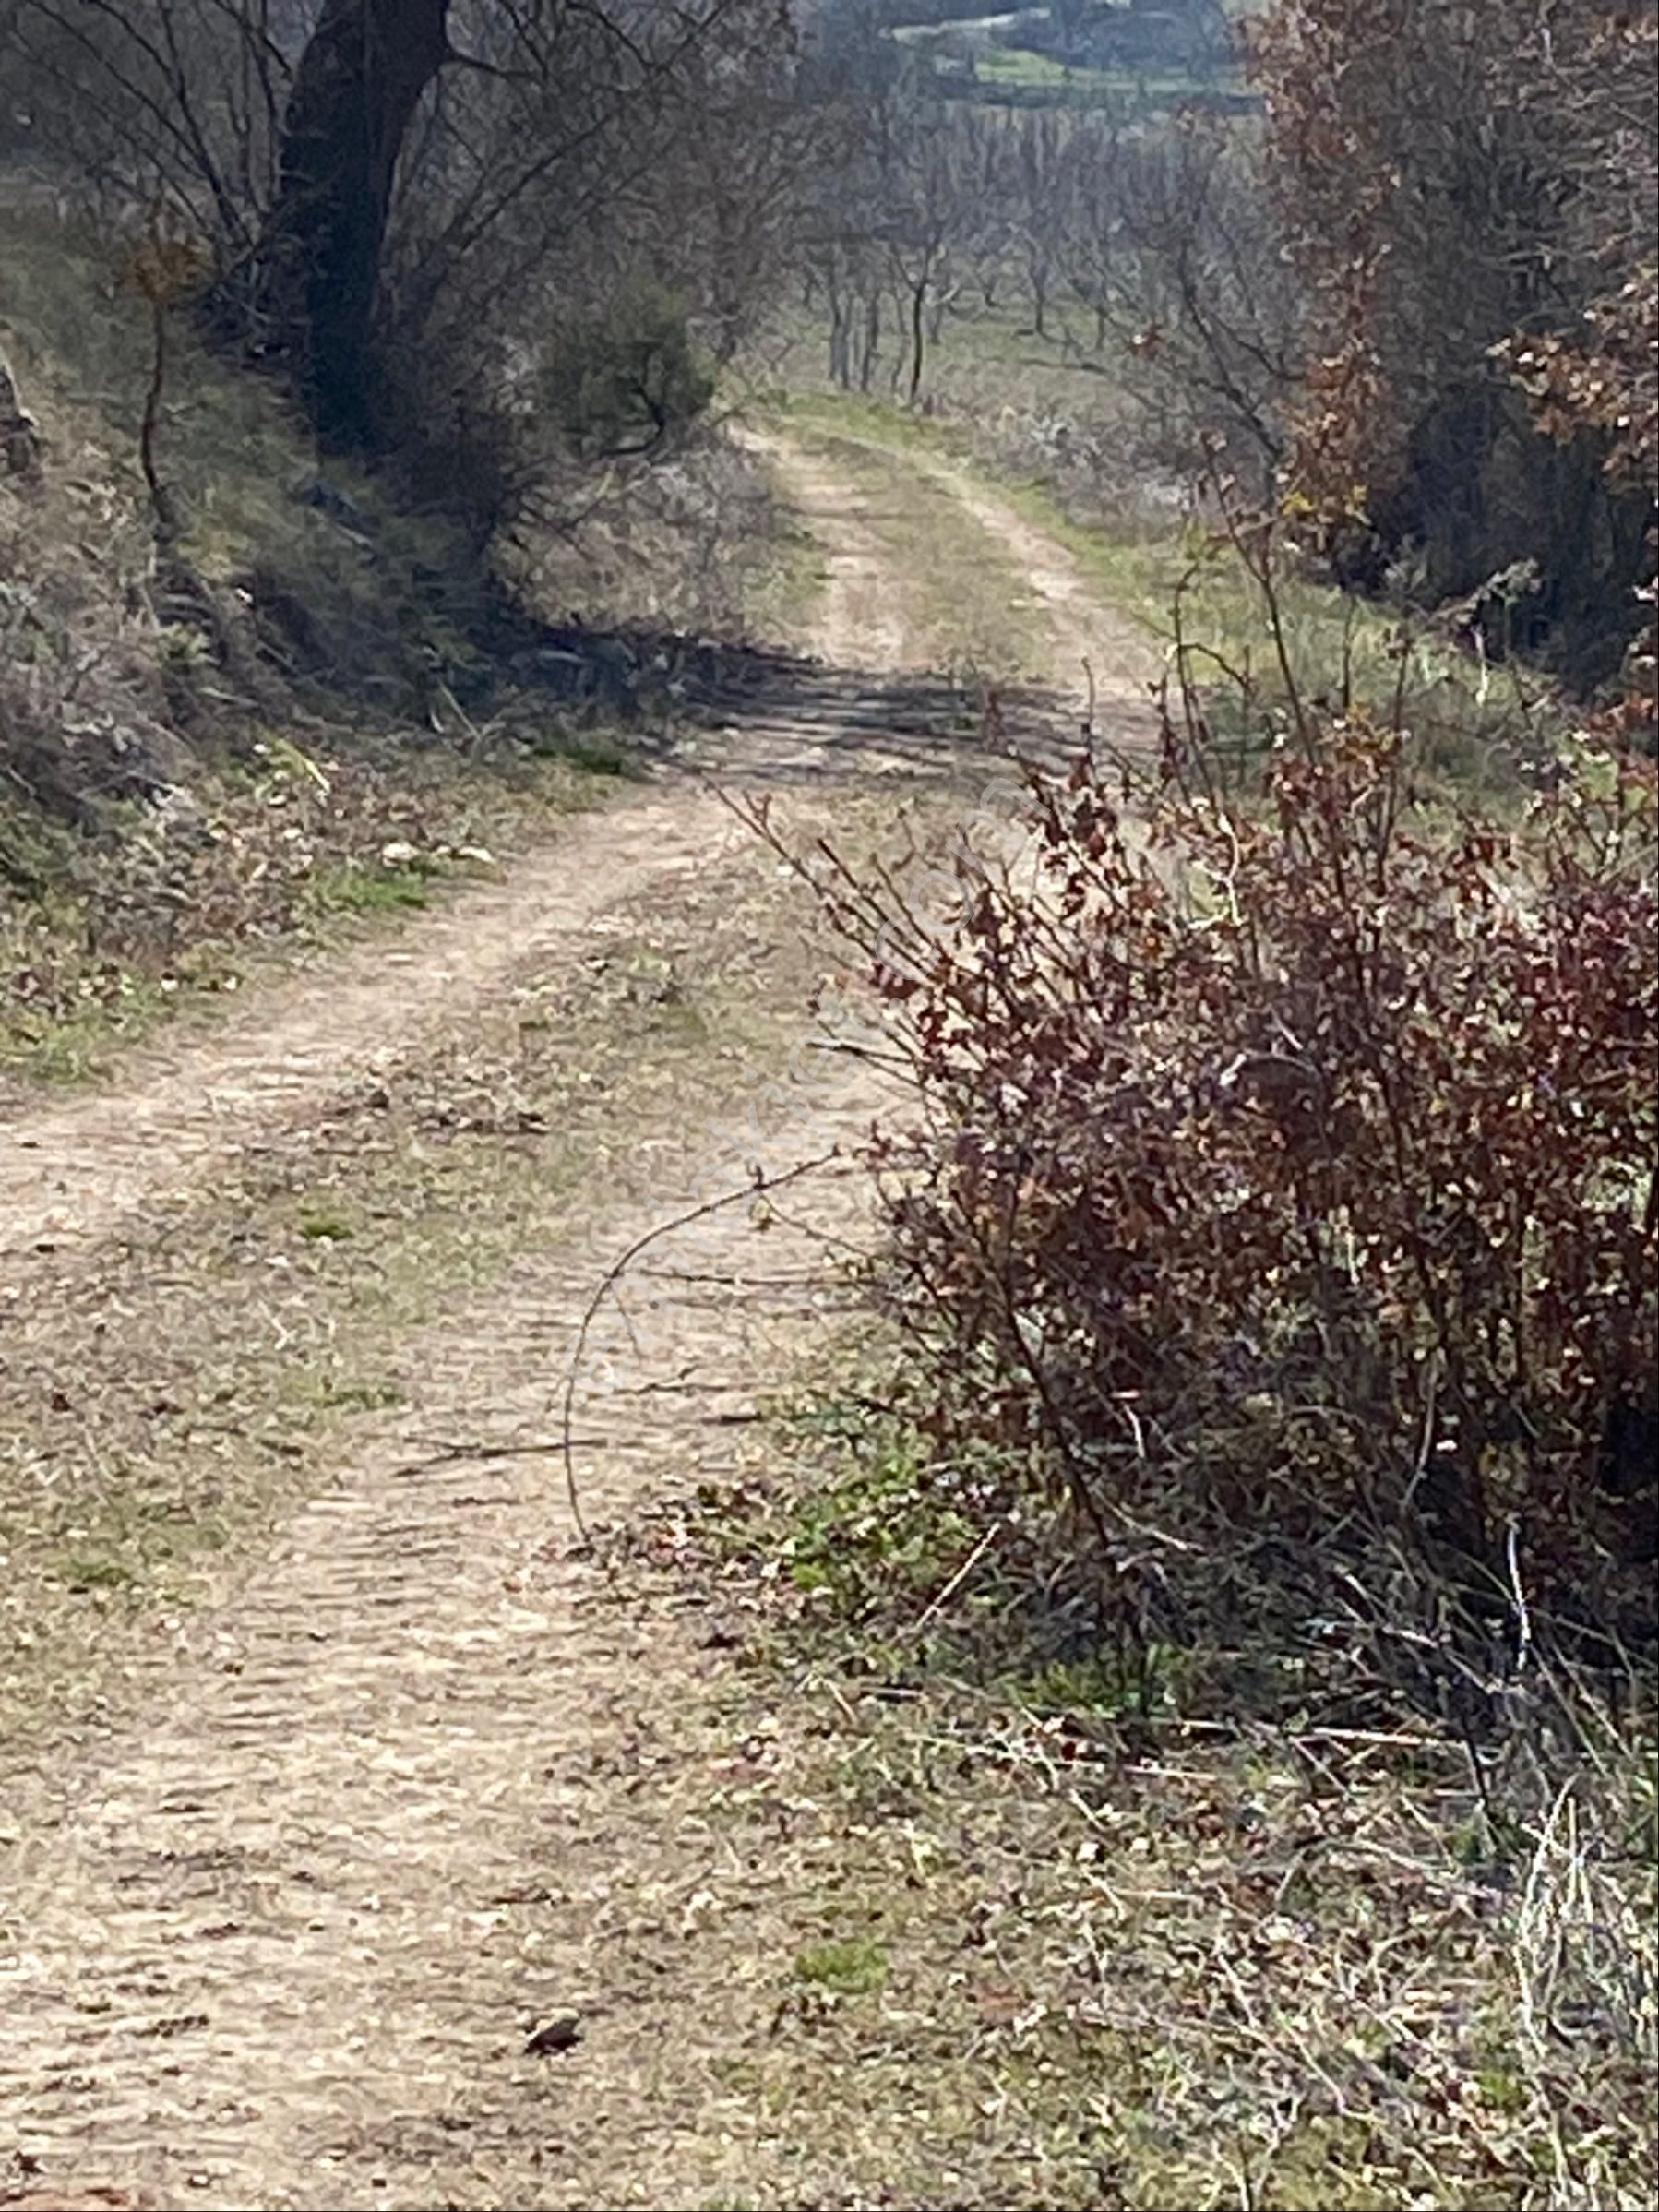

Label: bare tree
[3,0,803,467]
[796,78,997,405]
[1050,112,1300,488]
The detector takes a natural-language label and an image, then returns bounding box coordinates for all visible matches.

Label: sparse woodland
[1,4,1655,2206]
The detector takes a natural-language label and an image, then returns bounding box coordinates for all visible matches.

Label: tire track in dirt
[2,430,1157,2208]
[0,791,734,1272]
[924,458,1163,743]
[1,1074,884,2210]
[745,433,913,676]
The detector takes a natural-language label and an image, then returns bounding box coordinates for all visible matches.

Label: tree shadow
[495,616,1093,787]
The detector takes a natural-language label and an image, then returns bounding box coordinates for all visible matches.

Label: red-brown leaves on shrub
[794,707,1657,1650]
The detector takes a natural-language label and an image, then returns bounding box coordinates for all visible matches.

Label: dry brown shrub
[759,553,1658,1679]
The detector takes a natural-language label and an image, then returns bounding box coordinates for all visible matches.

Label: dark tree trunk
[255,0,450,448]
[857,293,879,393]
[907,277,926,406]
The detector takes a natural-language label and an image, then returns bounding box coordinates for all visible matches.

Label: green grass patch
[0,968,179,1087]
[56,1551,138,1594]
[524,727,641,779]
[767,386,965,461]
[1014,1648,1186,1721]
[297,1206,355,1243]
[43,1487,234,1608]
[307,858,432,918]
[996,475,1556,795]
[780,1421,980,1617]
[793,1935,889,1997]
[306,1373,408,1414]
[665,1376,1658,2211]
[972,44,1203,102]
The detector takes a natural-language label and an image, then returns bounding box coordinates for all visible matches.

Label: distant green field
[972,43,1119,93]
[890,8,1256,114]
[974,44,1223,100]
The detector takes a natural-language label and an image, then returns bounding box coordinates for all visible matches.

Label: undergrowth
[639,1378,1657,2211]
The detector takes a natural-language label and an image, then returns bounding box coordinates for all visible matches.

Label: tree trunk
[857,293,880,393]
[829,290,850,387]
[254,0,450,448]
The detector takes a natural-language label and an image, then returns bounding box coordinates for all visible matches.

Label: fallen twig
[559,1150,841,1545]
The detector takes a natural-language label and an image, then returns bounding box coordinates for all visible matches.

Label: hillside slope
[0,188,795,1091]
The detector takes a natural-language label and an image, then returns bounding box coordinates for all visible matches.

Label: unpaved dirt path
[2,1079,883,2210]
[758,424,1163,749]
[1,435,1059,1279]
[746,435,913,676]
[920,457,1162,740]
[0,795,732,1272]
[1,431,1151,2210]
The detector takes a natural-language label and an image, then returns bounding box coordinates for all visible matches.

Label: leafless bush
[504,418,800,642]
[0,0,290,247]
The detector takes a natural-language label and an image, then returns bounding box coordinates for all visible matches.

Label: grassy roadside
[624,1385,1658,2210]
[763,389,1563,796]
[0,185,594,1094]
[0,734,626,1090]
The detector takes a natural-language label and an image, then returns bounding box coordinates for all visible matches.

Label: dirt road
[1,427,1150,2210]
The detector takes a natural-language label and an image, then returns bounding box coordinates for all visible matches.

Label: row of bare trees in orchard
[795,84,1292,475]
